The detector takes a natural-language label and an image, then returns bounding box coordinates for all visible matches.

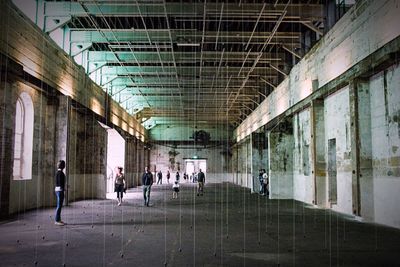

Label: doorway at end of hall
[184,159,207,181]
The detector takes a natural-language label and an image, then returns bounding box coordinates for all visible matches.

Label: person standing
[262,169,269,197]
[157,170,163,184]
[166,170,171,184]
[197,169,205,196]
[172,181,180,199]
[258,169,264,195]
[142,166,154,206]
[54,160,66,226]
[114,167,126,206]
[175,171,180,182]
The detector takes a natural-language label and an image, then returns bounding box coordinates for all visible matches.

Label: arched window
[13,92,34,180]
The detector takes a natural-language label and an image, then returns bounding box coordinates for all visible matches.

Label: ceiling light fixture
[176,43,200,47]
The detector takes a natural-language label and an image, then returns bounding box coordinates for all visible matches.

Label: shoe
[55,221,64,226]
[118,202,121,206]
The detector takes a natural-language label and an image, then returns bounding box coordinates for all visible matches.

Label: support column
[311,99,327,207]
[357,80,374,220]
[0,58,23,218]
[349,80,361,216]
[55,95,71,204]
[0,81,14,218]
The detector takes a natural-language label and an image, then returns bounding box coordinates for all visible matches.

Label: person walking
[166,170,171,184]
[142,166,154,206]
[197,169,205,196]
[114,167,126,206]
[54,160,66,226]
[157,170,163,184]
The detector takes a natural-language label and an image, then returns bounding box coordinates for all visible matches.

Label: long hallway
[1,183,399,267]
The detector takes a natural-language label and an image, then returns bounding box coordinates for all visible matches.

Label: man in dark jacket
[156,170,162,184]
[197,169,205,196]
[54,160,66,225]
[142,166,154,206]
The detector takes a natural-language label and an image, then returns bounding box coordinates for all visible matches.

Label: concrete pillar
[55,95,71,204]
[324,0,337,33]
[349,80,362,216]
[0,81,13,218]
[311,99,327,207]
[357,80,374,220]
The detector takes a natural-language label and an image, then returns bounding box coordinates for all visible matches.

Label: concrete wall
[5,81,52,214]
[232,138,252,189]
[67,107,107,201]
[293,109,313,204]
[324,87,352,214]
[369,65,400,228]
[0,78,149,217]
[230,0,400,228]
[268,127,294,199]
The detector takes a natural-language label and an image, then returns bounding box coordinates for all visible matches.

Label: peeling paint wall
[369,64,400,228]
[324,87,352,214]
[0,78,148,217]
[293,109,313,204]
[268,127,294,199]
[62,106,107,202]
[5,81,53,214]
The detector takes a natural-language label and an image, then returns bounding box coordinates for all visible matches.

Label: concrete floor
[0,183,399,267]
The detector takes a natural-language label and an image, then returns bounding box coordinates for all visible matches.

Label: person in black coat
[142,166,154,206]
[197,169,205,196]
[157,170,163,184]
[54,160,66,226]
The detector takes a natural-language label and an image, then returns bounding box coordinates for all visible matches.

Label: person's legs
[55,191,64,223]
[199,182,204,195]
[143,186,147,205]
[146,186,151,205]
[117,191,123,205]
[264,184,269,197]
[197,182,203,196]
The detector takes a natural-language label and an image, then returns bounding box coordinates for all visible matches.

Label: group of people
[112,166,155,207]
[53,161,206,226]
[156,169,206,198]
[156,170,195,184]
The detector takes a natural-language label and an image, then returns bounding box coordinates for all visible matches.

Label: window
[13,92,34,180]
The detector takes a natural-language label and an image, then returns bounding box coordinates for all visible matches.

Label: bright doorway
[184,159,207,179]
[106,128,125,195]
